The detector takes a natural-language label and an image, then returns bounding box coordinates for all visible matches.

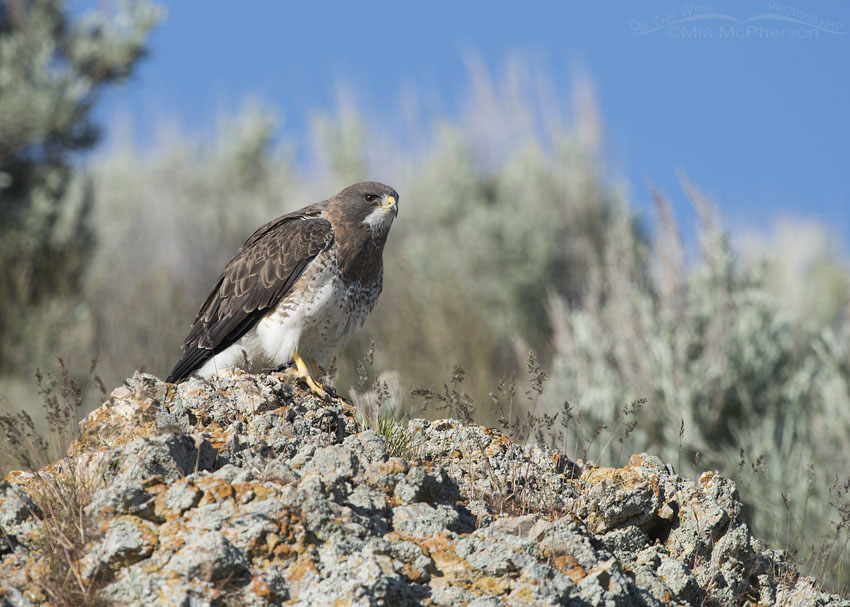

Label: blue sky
[87,1,849,243]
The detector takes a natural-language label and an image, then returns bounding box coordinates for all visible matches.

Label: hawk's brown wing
[166,208,333,383]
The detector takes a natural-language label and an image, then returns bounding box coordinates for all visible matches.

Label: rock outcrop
[0,369,846,606]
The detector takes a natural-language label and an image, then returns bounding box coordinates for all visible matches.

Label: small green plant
[351,343,417,459]
[356,407,416,460]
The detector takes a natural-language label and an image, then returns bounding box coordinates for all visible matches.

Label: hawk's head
[336,182,399,234]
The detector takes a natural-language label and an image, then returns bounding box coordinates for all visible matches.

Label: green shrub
[0,0,160,377]
[545,178,850,587]
[1,43,847,588]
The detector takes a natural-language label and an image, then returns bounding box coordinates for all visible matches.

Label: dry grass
[0,360,108,606]
[1,55,848,593]
[25,462,107,606]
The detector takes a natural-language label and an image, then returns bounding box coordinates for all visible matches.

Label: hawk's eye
[364,194,378,203]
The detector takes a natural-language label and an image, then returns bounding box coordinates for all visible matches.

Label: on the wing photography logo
[630,2,846,39]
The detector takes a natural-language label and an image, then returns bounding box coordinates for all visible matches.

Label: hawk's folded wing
[166,209,333,383]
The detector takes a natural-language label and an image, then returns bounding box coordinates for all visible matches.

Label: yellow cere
[386,195,396,206]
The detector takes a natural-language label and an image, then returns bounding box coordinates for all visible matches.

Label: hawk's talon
[303,375,327,399]
[292,350,328,400]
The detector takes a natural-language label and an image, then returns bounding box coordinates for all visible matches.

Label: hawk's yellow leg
[309,358,346,403]
[307,358,322,379]
[292,350,327,399]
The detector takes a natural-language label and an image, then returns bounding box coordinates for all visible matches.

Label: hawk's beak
[384,195,398,217]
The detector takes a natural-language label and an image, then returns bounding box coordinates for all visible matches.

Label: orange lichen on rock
[250,575,274,598]
[70,382,166,455]
[552,554,587,584]
[469,575,512,596]
[287,552,319,584]
[196,477,235,505]
[0,371,836,606]
[581,464,647,491]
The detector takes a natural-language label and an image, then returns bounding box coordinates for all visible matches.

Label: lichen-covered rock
[0,368,847,606]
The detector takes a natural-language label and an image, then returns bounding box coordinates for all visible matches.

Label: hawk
[166,182,399,397]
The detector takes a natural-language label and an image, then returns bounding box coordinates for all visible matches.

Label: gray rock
[393,465,459,505]
[489,513,546,539]
[0,588,34,607]
[775,577,850,607]
[98,432,217,485]
[83,515,158,578]
[160,480,203,515]
[457,534,524,576]
[301,444,360,491]
[292,544,425,607]
[347,483,389,514]
[87,477,157,521]
[0,482,38,554]
[392,502,472,538]
[0,483,35,528]
[599,525,651,560]
[0,370,845,607]
[165,530,250,581]
[657,555,700,604]
[342,430,387,464]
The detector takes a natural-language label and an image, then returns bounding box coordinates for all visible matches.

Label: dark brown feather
[166,207,333,383]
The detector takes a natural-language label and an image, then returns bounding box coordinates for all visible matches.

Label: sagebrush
[1,11,848,590]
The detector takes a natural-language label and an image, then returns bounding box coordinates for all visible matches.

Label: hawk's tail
[166,345,213,384]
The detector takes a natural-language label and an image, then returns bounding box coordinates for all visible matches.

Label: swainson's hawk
[166,182,399,397]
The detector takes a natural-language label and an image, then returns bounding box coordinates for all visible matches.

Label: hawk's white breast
[197,249,378,377]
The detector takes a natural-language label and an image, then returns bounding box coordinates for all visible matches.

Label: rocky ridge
[0,368,846,606]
